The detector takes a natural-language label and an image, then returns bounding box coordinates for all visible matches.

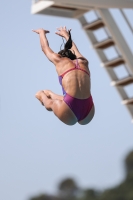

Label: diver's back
[56,58,91,99]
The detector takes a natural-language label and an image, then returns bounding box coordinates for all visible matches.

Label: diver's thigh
[43,90,63,100]
[52,100,77,125]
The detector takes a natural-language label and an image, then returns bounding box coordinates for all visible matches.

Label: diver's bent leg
[35,91,53,111]
[35,91,77,125]
[52,100,77,125]
[43,90,63,100]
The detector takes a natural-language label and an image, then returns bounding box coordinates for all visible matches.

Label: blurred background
[29,151,133,200]
[0,1,133,200]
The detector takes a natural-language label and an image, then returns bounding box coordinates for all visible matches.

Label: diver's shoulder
[77,57,89,64]
[56,57,72,67]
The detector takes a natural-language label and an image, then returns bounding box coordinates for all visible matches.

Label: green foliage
[125,151,133,174]
[58,178,78,199]
[30,194,59,200]
[81,189,100,200]
[58,178,78,191]
[29,151,133,200]
[30,194,48,200]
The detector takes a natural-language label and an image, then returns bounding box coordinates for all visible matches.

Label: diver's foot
[35,91,45,106]
[43,90,51,99]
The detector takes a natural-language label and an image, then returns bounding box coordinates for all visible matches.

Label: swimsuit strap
[78,68,90,76]
[60,67,77,78]
[76,59,90,76]
[59,59,90,78]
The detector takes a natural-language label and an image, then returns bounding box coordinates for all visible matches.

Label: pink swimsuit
[58,59,94,121]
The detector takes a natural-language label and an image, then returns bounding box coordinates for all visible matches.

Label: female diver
[32,26,95,125]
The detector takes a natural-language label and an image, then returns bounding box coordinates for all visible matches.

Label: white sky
[0,1,133,200]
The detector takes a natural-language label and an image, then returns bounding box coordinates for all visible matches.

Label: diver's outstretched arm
[32,29,61,65]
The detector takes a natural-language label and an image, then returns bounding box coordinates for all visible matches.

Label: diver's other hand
[32,29,50,34]
[55,26,71,39]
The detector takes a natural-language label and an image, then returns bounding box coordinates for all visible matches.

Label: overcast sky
[0,1,133,200]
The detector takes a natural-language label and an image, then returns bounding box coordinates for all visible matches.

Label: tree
[81,189,100,200]
[125,151,133,175]
[58,178,79,199]
[29,151,133,200]
[30,194,59,200]
[99,151,133,200]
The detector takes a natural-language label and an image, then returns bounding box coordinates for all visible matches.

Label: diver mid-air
[32,26,95,125]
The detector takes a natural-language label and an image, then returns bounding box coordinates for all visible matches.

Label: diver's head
[58,31,76,60]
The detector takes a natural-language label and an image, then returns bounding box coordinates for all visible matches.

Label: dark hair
[58,31,76,60]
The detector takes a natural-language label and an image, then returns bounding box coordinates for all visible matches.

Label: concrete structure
[31,0,133,123]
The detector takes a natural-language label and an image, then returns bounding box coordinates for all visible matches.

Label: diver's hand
[32,29,50,34]
[55,26,71,40]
